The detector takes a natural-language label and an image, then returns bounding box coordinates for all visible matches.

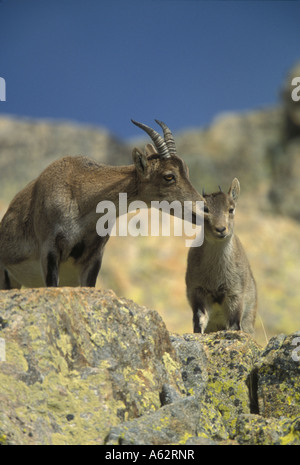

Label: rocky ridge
[0,288,299,445]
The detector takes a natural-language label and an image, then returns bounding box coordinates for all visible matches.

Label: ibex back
[0,119,203,289]
[185,178,257,335]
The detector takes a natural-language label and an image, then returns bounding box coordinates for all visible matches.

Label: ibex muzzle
[0,119,203,289]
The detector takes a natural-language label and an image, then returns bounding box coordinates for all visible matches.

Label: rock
[268,138,300,220]
[255,332,300,419]
[267,63,300,220]
[171,332,261,437]
[105,330,262,445]
[176,106,283,198]
[281,62,300,141]
[0,288,300,445]
[235,414,300,445]
[0,116,128,202]
[0,288,184,445]
[105,395,227,445]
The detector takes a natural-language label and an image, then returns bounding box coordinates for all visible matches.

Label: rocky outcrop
[0,61,298,217]
[0,288,300,445]
[267,62,300,220]
[0,116,127,203]
[1,64,300,221]
[0,288,184,445]
[281,62,300,142]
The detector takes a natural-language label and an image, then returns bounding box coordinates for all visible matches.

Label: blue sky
[0,0,299,139]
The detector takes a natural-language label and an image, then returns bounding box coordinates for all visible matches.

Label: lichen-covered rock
[171,331,261,436]
[0,288,184,444]
[169,333,209,397]
[255,332,300,419]
[235,414,300,445]
[105,395,228,445]
[1,287,300,445]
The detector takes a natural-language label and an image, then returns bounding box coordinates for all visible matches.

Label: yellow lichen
[0,434,7,445]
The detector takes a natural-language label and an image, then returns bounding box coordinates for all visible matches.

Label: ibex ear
[228,178,240,202]
[144,143,156,156]
[132,148,150,179]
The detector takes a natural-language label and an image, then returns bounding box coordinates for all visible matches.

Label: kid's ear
[228,178,240,202]
[132,148,150,179]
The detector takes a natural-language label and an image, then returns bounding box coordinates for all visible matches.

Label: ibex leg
[0,265,22,290]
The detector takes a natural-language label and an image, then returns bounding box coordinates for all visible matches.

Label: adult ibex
[185,178,257,335]
[0,119,203,289]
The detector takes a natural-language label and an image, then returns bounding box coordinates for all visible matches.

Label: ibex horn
[155,120,177,156]
[131,119,171,159]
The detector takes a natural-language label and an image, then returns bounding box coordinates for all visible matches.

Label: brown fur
[0,144,202,289]
[185,178,257,335]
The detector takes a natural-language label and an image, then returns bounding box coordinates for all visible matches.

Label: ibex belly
[205,299,229,332]
[59,260,81,286]
[7,260,45,287]
[7,258,80,287]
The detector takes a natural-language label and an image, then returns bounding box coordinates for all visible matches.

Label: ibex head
[131,119,202,222]
[202,178,240,241]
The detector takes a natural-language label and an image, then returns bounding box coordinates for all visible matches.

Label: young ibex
[185,178,257,335]
[0,119,203,290]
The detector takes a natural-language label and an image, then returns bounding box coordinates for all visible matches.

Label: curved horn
[155,119,177,155]
[131,119,170,158]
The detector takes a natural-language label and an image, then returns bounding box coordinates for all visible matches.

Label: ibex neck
[204,233,234,252]
[81,164,139,214]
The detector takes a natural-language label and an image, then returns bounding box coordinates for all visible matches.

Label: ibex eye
[229,208,235,214]
[164,174,175,182]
